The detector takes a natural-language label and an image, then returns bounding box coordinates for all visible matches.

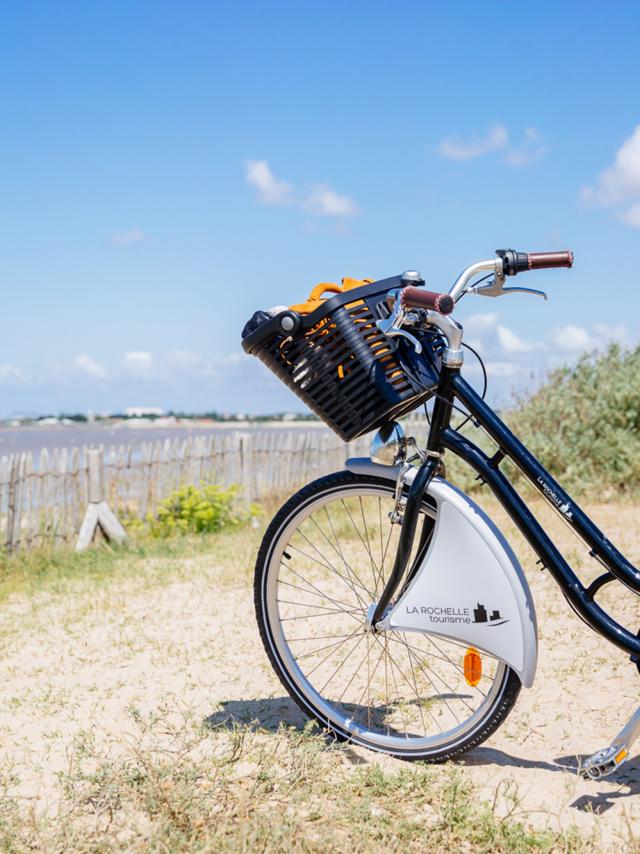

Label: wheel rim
[262,482,509,754]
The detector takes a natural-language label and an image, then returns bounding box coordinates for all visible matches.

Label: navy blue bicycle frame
[425,365,640,660]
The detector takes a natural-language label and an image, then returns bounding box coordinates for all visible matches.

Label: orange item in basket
[289,278,373,315]
[283,277,383,385]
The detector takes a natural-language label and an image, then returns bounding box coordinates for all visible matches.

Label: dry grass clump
[0,705,588,853]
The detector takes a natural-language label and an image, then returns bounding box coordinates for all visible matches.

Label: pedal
[581,745,629,780]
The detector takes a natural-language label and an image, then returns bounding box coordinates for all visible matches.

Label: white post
[76,449,127,551]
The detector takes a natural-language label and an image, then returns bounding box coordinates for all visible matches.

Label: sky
[1,2,640,417]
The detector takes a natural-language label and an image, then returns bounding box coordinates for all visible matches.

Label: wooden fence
[0,428,376,550]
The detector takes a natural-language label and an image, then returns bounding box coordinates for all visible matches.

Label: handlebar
[400,286,454,315]
[379,248,575,364]
[497,249,574,276]
[394,248,573,317]
[448,248,574,302]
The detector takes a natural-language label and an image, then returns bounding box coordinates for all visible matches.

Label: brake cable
[422,341,488,431]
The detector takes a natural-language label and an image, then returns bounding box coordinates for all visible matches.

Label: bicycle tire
[255,470,521,761]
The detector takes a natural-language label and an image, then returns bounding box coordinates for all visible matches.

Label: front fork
[369,365,457,629]
[369,456,438,627]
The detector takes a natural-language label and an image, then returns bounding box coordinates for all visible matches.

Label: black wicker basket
[242,276,442,441]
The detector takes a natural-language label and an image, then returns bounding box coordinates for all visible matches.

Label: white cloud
[123,351,154,378]
[74,354,107,380]
[111,229,146,246]
[496,324,538,354]
[439,124,547,167]
[484,361,521,377]
[166,349,201,370]
[244,159,293,205]
[0,364,24,384]
[582,125,640,227]
[165,349,217,379]
[619,201,640,228]
[439,124,508,161]
[583,125,640,205]
[302,183,358,217]
[593,323,627,345]
[550,325,595,353]
[245,159,358,220]
[504,127,549,166]
[464,313,499,333]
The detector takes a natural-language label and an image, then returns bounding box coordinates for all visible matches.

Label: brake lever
[376,289,423,353]
[471,277,548,301]
[502,286,547,300]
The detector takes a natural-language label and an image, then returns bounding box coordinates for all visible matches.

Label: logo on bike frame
[536,476,573,520]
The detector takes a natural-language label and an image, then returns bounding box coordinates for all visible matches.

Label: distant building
[124,407,165,418]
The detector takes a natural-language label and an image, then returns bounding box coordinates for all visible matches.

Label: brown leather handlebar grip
[527,251,574,270]
[400,287,454,315]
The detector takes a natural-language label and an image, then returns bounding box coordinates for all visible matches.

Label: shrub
[150,484,252,537]
[506,343,640,496]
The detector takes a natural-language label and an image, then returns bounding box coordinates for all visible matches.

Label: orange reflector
[464,648,482,687]
[615,748,628,765]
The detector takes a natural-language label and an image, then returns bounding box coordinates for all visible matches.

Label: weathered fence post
[239,433,254,502]
[5,453,25,551]
[76,449,127,551]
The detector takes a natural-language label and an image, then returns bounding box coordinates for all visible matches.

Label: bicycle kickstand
[581,704,640,780]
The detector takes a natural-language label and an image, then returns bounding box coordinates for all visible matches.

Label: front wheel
[254,470,521,761]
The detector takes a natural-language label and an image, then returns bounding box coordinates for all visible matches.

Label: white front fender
[346,459,538,687]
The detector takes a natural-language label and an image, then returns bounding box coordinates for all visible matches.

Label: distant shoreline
[0,420,331,458]
[193,420,325,430]
[0,419,325,432]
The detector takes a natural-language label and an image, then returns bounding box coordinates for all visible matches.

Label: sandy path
[1,498,640,847]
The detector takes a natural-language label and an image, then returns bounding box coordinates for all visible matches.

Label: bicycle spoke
[359,496,384,593]
[318,631,368,694]
[304,625,365,678]
[350,637,388,731]
[309,510,373,606]
[378,518,397,598]
[340,499,384,593]
[386,635,483,711]
[296,633,366,661]
[286,541,349,581]
[371,633,442,735]
[389,632,491,694]
[276,598,361,614]
[378,497,384,574]
[287,632,358,643]
[395,633,464,725]
[334,634,375,703]
[280,611,364,622]
[278,571,360,613]
[293,526,371,605]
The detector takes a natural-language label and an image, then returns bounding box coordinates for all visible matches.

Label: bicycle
[242,250,639,779]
